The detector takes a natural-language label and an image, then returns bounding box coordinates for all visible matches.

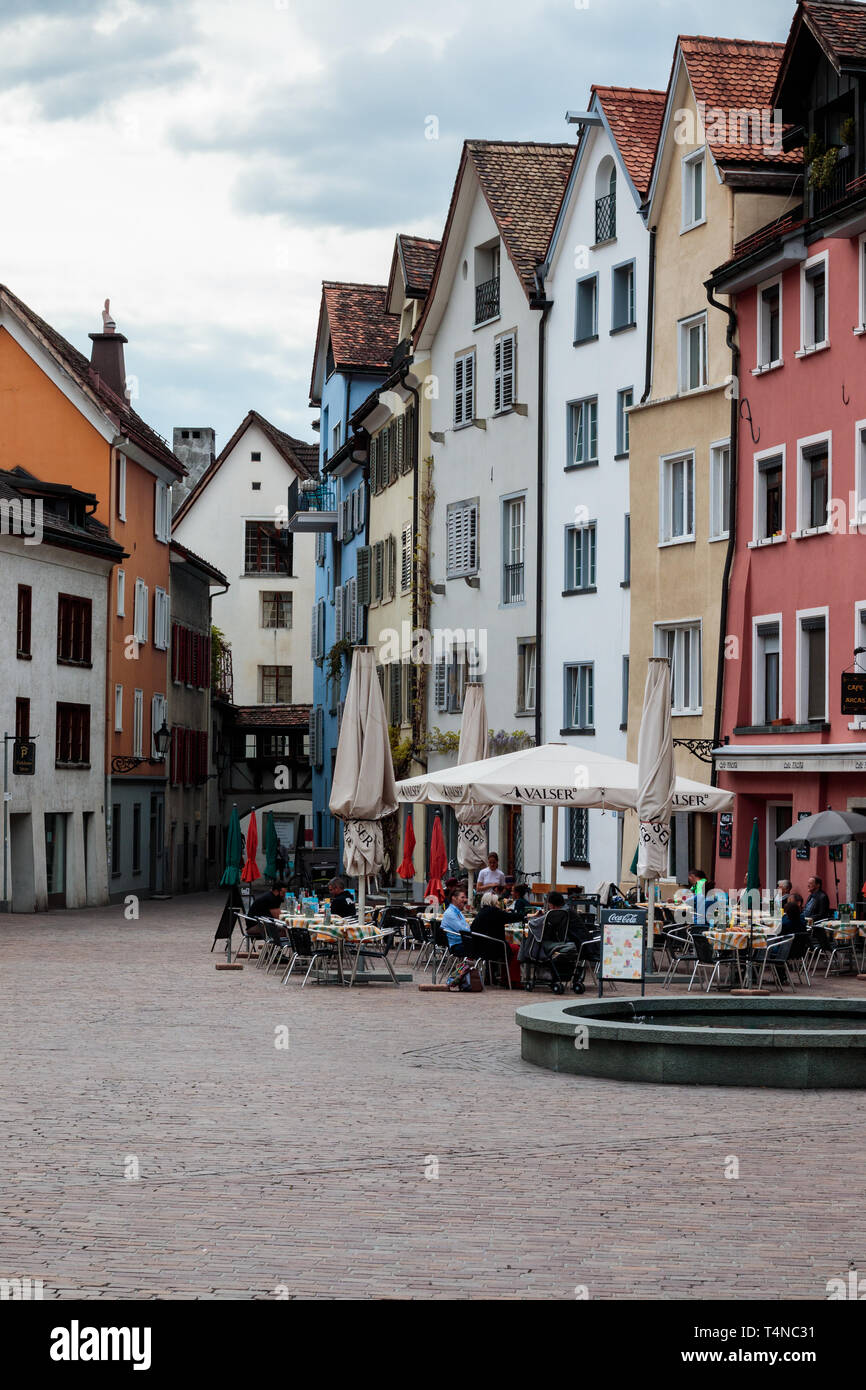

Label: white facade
[540,111,650,886]
[418,164,544,875]
[173,417,316,707]
[1,534,112,911]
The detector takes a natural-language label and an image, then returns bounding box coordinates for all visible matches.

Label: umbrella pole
[549,806,559,893]
[468,869,475,905]
[647,885,655,980]
[358,873,366,922]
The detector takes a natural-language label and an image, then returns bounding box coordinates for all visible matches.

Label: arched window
[594,157,616,242]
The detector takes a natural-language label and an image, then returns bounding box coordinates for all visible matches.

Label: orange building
[0,287,186,897]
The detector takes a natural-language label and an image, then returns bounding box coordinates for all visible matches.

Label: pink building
[710,1,866,902]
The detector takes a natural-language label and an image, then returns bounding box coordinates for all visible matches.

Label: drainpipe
[532,278,553,751]
[705,279,739,885]
[641,227,656,403]
[403,368,422,750]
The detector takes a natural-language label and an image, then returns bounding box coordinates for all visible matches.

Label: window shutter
[336,496,344,541]
[373,541,384,602]
[434,660,447,711]
[501,332,515,410]
[401,404,414,474]
[369,436,379,493]
[334,584,344,642]
[171,623,179,682]
[464,352,474,422]
[386,535,396,599]
[389,662,402,724]
[400,524,412,592]
[494,337,502,414]
[454,355,464,427]
[356,485,366,532]
[346,576,358,642]
[357,546,371,605]
[315,531,325,565]
[381,427,391,487]
[308,708,317,767]
[392,418,403,484]
[316,707,324,768]
[351,487,359,535]
[311,603,319,660]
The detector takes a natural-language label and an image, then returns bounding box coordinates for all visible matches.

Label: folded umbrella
[397,812,416,880]
[219,806,242,887]
[425,815,447,903]
[264,812,279,881]
[241,810,261,883]
[455,684,491,892]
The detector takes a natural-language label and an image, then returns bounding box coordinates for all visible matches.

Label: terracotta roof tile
[678,36,800,167]
[398,235,441,296]
[728,206,807,262]
[802,0,866,67]
[465,141,576,297]
[592,86,666,197]
[322,282,400,372]
[233,705,311,730]
[0,283,184,476]
[172,408,317,526]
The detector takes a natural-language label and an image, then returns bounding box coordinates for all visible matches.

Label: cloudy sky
[0,0,793,451]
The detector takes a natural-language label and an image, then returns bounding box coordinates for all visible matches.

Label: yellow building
[625,35,797,882]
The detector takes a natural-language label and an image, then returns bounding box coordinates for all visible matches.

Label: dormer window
[474,240,500,325]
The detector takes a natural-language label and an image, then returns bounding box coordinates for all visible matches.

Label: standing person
[804,875,831,923]
[327,877,356,919]
[441,888,470,947]
[476,852,506,894]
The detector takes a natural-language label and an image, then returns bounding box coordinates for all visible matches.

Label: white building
[538,87,664,887]
[172,410,319,707]
[414,140,574,878]
[0,468,122,911]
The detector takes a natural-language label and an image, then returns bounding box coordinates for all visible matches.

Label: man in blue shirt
[441,889,470,947]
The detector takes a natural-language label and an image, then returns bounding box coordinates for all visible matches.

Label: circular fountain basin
[516,995,866,1087]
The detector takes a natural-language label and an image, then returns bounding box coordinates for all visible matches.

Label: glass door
[44,813,67,908]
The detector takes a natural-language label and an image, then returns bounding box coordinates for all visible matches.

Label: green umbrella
[220,806,242,886]
[264,812,279,881]
[746,817,760,895]
[629,842,639,876]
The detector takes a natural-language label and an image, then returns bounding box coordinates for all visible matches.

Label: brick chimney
[88,298,128,400]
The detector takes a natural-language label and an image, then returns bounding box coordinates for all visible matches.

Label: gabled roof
[415,140,575,345]
[677,36,800,167]
[773,1,866,113]
[591,86,667,198]
[397,235,441,296]
[0,283,184,478]
[0,466,126,562]
[232,705,312,730]
[170,538,228,587]
[308,282,400,405]
[172,409,318,527]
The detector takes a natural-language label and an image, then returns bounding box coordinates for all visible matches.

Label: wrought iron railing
[475,276,500,324]
[503,562,525,604]
[595,190,616,243]
[214,644,233,703]
[809,154,856,215]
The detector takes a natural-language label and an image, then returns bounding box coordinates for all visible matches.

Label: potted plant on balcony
[839,117,855,161]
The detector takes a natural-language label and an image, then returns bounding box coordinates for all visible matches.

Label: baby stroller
[519,909,580,994]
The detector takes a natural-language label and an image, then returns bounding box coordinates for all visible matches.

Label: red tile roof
[398,235,441,296]
[677,36,800,167]
[322,282,400,372]
[172,408,318,527]
[170,538,228,586]
[466,141,576,297]
[0,283,184,477]
[233,705,311,730]
[592,86,667,197]
[724,207,807,265]
[802,0,866,68]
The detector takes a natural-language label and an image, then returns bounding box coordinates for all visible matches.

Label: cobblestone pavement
[2,893,865,1300]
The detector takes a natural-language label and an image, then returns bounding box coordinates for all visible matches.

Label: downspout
[705,279,739,887]
[641,226,656,403]
[403,367,422,753]
[532,276,553,752]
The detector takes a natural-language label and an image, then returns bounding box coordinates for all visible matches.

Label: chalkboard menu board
[718,812,733,858]
[796,810,811,861]
[842,672,866,715]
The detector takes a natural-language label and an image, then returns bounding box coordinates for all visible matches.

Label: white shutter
[446,502,477,578]
[336,495,344,541]
[316,708,324,767]
[133,688,144,757]
[334,584,344,642]
[357,485,366,531]
[134,579,149,643]
[385,535,396,599]
[464,351,474,422]
[315,531,326,564]
[433,660,447,711]
[114,684,123,732]
[454,355,464,427]
[346,576,358,642]
[494,337,502,414]
[400,524,412,592]
[311,603,319,660]
[501,332,515,410]
[151,693,166,757]
[117,569,125,617]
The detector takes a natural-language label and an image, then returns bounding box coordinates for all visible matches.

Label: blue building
[291,282,398,852]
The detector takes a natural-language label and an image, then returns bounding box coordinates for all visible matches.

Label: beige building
[625,35,797,882]
[350,234,439,888]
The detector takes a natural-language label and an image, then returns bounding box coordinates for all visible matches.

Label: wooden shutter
[498,332,515,410]
[369,436,379,493]
[391,418,402,484]
[357,546,371,605]
[386,535,396,599]
[346,576,358,642]
[400,524,412,592]
[389,662,402,724]
[381,427,391,487]
[334,584,344,642]
[401,404,414,474]
[454,355,465,426]
[373,541,384,602]
[433,660,447,711]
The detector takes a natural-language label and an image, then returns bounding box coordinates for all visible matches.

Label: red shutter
[203,635,211,689]
[185,728,193,786]
[170,727,178,786]
[171,623,179,683]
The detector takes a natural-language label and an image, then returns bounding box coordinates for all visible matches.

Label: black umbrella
[774,809,866,906]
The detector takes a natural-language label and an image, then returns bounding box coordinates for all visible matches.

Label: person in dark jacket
[803,875,831,923]
[781,895,805,933]
[327,877,356,918]
[250,886,286,918]
[508,883,532,920]
[473,891,521,985]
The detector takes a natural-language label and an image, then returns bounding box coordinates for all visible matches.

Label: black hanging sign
[718,812,733,858]
[12,739,36,775]
[795,810,811,861]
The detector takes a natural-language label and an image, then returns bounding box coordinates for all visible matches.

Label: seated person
[781,894,805,933]
[473,890,520,941]
[250,885,286,919]
[327,876,356,919]
[508,883,532,920]
[803,875,831,924]
[476,852,506,894]
[441,888,470,948]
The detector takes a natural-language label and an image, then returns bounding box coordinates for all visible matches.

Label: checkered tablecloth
[312,922,387,942]
[704,927,770,951]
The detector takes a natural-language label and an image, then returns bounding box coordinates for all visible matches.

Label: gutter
[641,226,656,403]
[531,273,553,750]
[704,279,739,817]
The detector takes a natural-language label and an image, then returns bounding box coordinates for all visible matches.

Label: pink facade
[716,226,866,900]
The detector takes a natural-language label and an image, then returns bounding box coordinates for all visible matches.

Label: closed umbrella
[242,810,261,883]
[329,646,398,921]
[742,817,761,987]
[456,683,491,901]
[775,808,866,906]
[426,814,447,903]
[264,812,279,881]
[397,812,416,881]
[216,805,243,964]
[636,657,675,973]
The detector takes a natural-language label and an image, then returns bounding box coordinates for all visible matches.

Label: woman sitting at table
[473,891,522,985]
[781,894,805,933]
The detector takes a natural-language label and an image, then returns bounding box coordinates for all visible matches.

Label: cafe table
[313,918,398,985]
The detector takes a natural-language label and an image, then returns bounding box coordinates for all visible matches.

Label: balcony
[287,476,338,533]
[595,190,616,244]
[475,275,500,325]
[809,153,856,216]
[503,562,525,605]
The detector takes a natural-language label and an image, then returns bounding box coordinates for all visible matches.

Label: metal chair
[233,911,265,961]
[346,929,399,987]
[463,930,512,990]
[687,932,734,992]
[751,934,795,991]
[282,925,340,987]
[810,922,856,977]
[661,929,696,986]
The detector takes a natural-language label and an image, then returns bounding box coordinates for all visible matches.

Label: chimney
[88,298,128,400]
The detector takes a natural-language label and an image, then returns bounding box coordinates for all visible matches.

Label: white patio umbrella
[456,683,491,900]
[329,646,398,921]
[636,657,675,972]
[395,741,732,814]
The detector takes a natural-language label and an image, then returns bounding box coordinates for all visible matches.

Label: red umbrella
[241,810,261,882]
[425,815,447,902]
[397,812,416,880]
